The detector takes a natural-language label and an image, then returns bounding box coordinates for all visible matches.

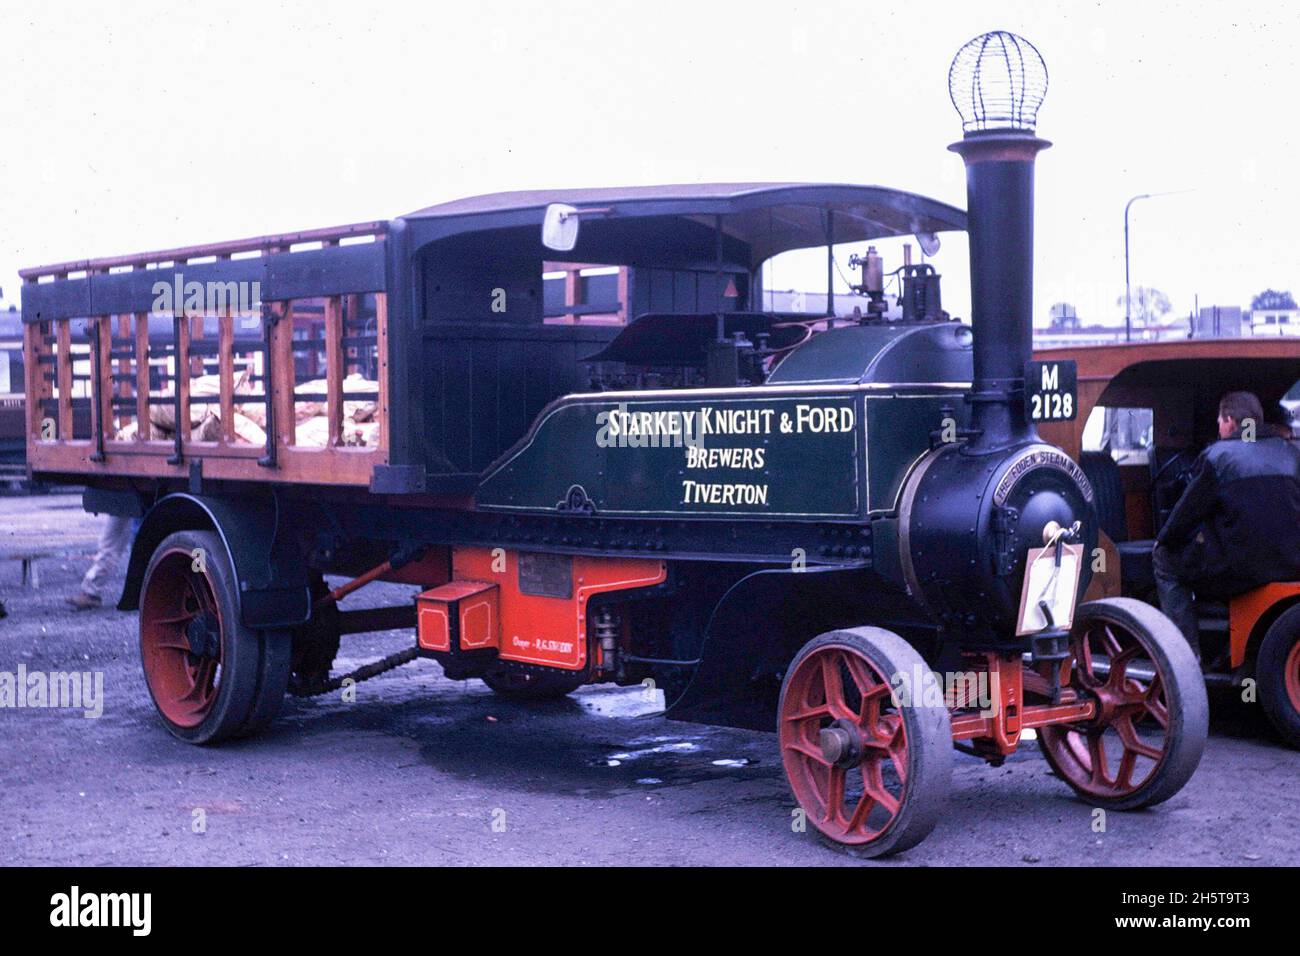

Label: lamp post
[1124,190,1193,342]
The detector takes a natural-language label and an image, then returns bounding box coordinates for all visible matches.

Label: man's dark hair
[1219,391,1264,430]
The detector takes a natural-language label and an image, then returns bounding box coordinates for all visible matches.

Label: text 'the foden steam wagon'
[21,33,1206,856]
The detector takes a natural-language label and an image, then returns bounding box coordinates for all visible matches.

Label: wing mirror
[542,204,580,252]
[915,231,941,256]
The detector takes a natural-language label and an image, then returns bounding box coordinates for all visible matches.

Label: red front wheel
[1037,598,1207,809]
[779,627,951,858]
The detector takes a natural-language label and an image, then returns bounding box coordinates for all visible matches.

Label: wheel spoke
[178,660,213,702]
[1144,675,1170,728]
[857,682,891,730]
[1100,624,1125,659]
[1076,637,1100,687]
[1145,695,1170,728]
[782,702,832,723]
[1105,644,1142,690]
[153,612,197,626]
[820,655,850,720]
[887,732,908,785]
[845,790,875,833]
[1116,714,1163,761]
[843,654,878,698]
[823,766,846,824]
[1086,731,1112,788]
[181,584,201,617]
[785,740,832,766]
[862,758,901,818]
[1115,745,1138,789]
[1023,666,1053,699]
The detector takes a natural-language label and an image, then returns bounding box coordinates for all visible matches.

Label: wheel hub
[185,611,221,661]
[818,719,862,767]
[1088,669,1144,726]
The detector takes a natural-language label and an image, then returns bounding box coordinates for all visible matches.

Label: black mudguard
[665,565,920,731]
[117,492,311,629]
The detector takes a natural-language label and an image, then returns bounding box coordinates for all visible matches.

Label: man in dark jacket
[1152,391,1300,659]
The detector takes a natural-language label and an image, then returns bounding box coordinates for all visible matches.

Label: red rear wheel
[140,547,224,727]
[1286,642,1300,714]
[779,627,950,858]
[139,529,291,744]
[1038,598,1206,808]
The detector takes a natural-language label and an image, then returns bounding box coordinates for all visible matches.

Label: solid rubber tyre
[1256,603,1300,749]
[778,627,952,859]
[1039,597,1207,809]
[139,530,290,744]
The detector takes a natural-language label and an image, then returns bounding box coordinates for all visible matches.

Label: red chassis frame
[948,653,1095,756]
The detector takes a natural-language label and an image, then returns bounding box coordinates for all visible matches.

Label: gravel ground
[1,493,1297,866]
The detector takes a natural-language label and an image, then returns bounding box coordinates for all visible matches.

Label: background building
[1247,306,1300,336]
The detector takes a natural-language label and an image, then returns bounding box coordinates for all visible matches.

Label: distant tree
[1117,287,1172,327]
[1251,289,1297,310]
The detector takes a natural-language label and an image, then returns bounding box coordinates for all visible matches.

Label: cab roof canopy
[18,183,965,313]
[402,182,966,267]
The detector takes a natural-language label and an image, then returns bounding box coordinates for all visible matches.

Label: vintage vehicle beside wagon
[1037,337,1300,747]
[19,34,1207,856]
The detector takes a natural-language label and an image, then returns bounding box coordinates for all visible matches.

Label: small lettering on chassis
[535,639,573,653]
[512,635,574,654]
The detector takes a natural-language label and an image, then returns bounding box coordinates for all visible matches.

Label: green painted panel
[477,391,864,519]
[865,394,969,513]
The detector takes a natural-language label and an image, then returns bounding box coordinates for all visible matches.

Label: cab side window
[1083,406,1154,465]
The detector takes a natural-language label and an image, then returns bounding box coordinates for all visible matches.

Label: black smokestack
[947,32,1050,453]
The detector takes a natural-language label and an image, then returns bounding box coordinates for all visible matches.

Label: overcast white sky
[2,0,1297,326]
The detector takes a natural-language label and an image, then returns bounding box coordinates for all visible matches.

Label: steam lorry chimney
[947,31,1050,453]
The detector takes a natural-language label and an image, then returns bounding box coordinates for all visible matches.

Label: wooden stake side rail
[23,292,390,488]
[18,220,388,281]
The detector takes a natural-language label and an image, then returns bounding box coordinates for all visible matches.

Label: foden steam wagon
[20,34,1206,856]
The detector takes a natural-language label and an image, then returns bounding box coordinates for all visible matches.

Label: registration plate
[1024,359,1077,422]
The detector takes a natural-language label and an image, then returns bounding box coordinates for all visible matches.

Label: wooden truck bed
[20,221,390,488]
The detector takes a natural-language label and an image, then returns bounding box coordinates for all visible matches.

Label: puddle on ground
[287,667,776,796]
[576,685,665,718]
[407,704,772,795]
[601,740,700,763]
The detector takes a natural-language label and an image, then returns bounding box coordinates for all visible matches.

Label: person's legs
[70,515,134,609]
[1152,543,1201,660]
